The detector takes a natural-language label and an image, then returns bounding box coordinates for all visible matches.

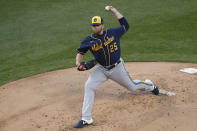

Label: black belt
[103,59,121,70]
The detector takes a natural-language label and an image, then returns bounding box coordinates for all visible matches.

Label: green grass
[0,0,197,86]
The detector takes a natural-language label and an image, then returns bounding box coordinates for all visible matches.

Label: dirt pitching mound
[0,62,197,131]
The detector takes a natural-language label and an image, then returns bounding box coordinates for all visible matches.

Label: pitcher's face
[91,24,104,35]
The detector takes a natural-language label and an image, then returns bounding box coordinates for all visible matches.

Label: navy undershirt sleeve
[110,17,130,38]
[119,17,129,31]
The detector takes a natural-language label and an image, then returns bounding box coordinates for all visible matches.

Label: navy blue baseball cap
[91,16,104,26]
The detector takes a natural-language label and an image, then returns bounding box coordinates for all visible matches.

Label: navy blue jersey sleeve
[77,36,92,55]
[77,36,101,54]
[110,17,130,38]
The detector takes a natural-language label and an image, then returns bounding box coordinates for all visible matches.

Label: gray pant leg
[82,66,107,120]
[108,59,154,91]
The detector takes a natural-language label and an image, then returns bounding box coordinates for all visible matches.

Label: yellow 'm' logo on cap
[92,16,102,24]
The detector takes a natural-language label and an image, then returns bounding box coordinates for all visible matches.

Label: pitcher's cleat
[152,86,159,95]
[74,119,93,128]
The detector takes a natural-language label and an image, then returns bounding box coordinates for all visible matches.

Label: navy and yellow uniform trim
[77,17,129,66]
[103,31,110,65]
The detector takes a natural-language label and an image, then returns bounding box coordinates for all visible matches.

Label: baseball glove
[77,59,97,71]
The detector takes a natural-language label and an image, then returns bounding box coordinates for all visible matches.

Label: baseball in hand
[105,6,111,11]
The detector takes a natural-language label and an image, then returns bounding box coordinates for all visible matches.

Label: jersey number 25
[110,42,118,53]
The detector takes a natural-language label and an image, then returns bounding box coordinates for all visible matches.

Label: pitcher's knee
[85,80,97,91]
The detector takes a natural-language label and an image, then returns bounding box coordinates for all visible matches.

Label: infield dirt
[0,62,197,131]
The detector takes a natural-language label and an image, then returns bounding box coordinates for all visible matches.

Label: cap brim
[91,23,102,26]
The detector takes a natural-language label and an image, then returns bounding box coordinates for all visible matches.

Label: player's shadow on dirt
[95,89,152,100]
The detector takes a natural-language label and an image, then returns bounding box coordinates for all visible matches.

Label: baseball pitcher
[74,6,159,128]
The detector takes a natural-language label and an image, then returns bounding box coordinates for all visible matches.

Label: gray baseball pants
[81,58,154,121]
